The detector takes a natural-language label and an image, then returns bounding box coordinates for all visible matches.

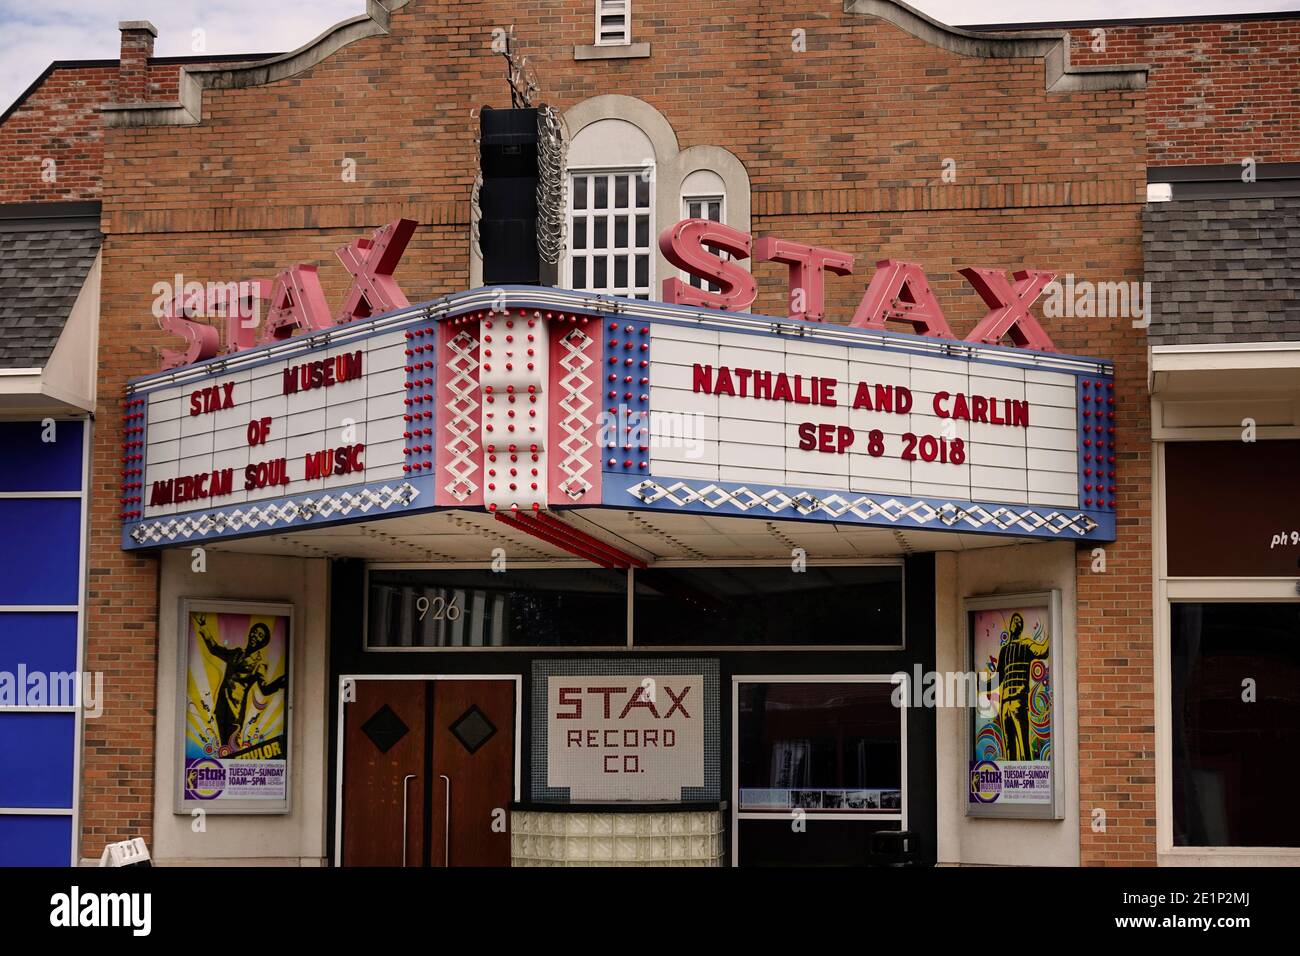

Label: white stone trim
[844,0,1146,92]
[1149,342,1300,439]
[574,42,651,60]
[103,1,412,127]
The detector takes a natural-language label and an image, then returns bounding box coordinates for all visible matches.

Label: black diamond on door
[449,705,497,755]
[361,703,410,754]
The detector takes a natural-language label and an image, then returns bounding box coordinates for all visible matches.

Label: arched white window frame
[559,95,751,300]
[468,96,751,295]
[681,171,728,293]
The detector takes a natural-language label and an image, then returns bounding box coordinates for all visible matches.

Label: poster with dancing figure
[966,591,1062,819]
[177,600,292,813]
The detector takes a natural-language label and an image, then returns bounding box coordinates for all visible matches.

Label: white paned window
[596,0,631,45]
[683,194,725,293]
[567,169,653,299]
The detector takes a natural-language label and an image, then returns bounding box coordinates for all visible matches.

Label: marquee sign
[123,328,411,538]
[632,321,1103,535]
[122,222,1114,550]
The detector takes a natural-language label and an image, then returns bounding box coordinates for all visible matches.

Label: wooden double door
[341,678,516,867]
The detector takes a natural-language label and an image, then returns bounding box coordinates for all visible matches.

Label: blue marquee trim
[599,472,1116,542]
[121,474,438,550]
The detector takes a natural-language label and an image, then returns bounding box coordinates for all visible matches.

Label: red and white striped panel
[480,310,548,513]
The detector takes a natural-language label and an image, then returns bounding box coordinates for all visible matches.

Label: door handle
[439,774,451,867]
[401,774,416,867]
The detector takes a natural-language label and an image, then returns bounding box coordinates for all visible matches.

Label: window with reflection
[1172,601,1300,846]
[737,681,902,815]
[634,564,902,646]
[367,568,626,648]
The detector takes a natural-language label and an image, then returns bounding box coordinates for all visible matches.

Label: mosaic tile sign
[532,659,719,803]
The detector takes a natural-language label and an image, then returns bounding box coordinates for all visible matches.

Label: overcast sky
[2,0,1296,116]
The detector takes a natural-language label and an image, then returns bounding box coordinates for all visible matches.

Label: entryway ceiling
[198,507,1041,562]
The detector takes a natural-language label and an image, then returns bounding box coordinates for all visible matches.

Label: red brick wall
[0,63,191,203]
[7,15,1296,205]
[81,0,1151,865]
[1067,29,1293,859]
[1,66,116,203]
[1067,19,1300,164]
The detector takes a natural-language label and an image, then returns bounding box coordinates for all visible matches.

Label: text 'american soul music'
[148,351,366,508]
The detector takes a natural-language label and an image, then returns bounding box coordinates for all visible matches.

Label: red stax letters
[258,265,333,343]
[666,222,1062,352]
[659,218,757,311]
[334,218,417,323]
[156,222,422,369]
[851,260,955,338]
[156,216,1067,374]
[189,382,235,416]
[155,222,424,369]
[221,279,269,354]
[158,290,219,370]
[753,237,855,322]
[958,267,1058,350]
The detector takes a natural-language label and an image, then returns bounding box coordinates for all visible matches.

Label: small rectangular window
[596,0,631,46]
[682,193,726,292]
[634,564,903,647]
[367,564,901,651]
[367,568,627,648]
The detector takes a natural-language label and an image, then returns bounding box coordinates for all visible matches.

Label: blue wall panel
[0,612,78,674]
[0,815,72,866]
[0,499,81,605]
[0,418,85,867]
[0,420,83,492]
[0,712,75,808]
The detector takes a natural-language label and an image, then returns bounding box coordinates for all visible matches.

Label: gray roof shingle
[1144,197,1300,346]
[0,218,102,369]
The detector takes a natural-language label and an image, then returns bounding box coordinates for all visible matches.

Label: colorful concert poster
[182,605,290,806]
[968,603,1053,810]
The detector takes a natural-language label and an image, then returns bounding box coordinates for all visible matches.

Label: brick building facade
[2,1,1296,867]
